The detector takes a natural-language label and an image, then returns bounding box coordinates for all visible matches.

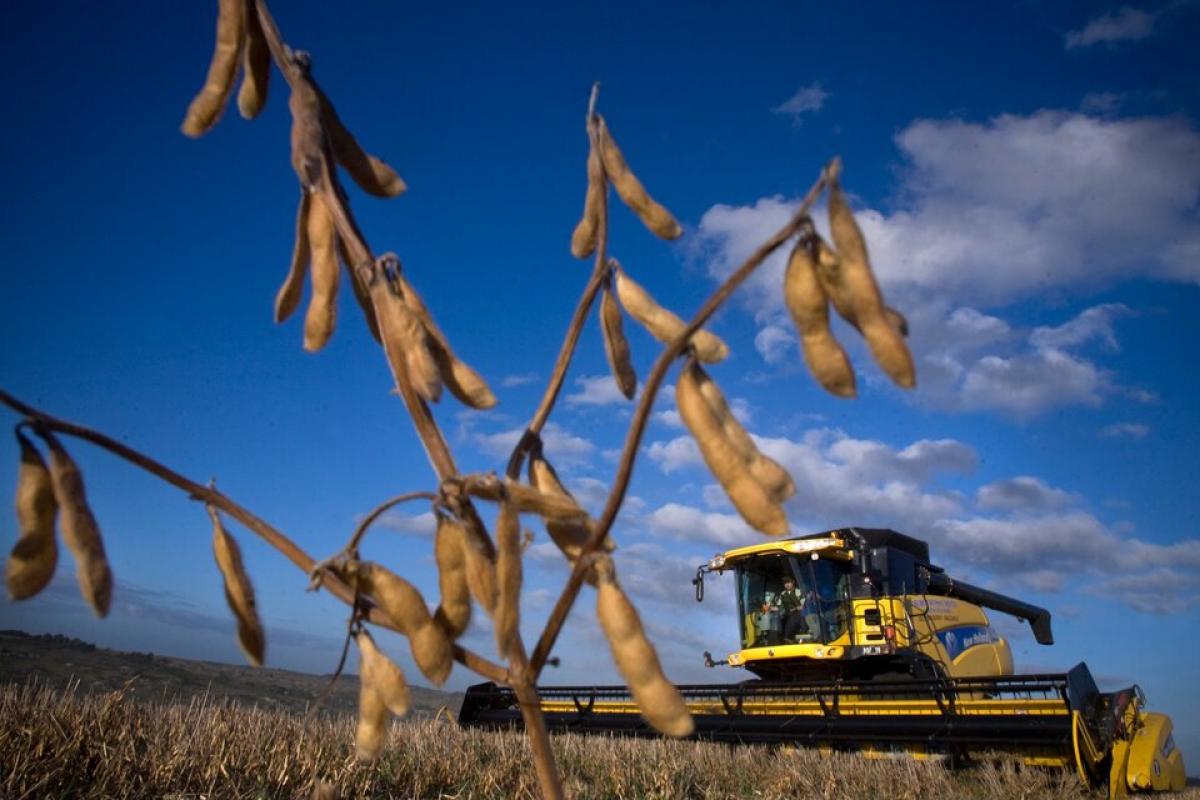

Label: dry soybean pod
[395,273,496,410]
[361,261,442,402]
[613,263,729,364]
[473,479,590,525]
[528,454,614,557]
[303,192,340,352]
[236,0,270,120]
[273,190,311,324]
[288,60,327,191]
[676,362,788,537]
[7,429,58,601]
[594,558,693,737]
[433,513,471,638]
[357,628,410,717]
[600,276,637,399]
[38,430,112,616]
[493,492,522,658]
[354,668,388,762]
[783,237,856,398]
[207,505,265,666]
[354,562,452,685]
[570,134,605,259]
[691,363,796,502]
[826,172,915,389]
[181,0,246,137]
[596,116,682,241]
[458,518,498,615]
[314,80,405,198]
[811,237,908,339]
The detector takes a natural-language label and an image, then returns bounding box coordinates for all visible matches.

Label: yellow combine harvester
[460,528,1187,797]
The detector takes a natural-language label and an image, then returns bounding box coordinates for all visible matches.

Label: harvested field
[3,681,1194,799]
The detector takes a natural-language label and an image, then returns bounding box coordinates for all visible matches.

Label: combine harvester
[460,528,1187,797]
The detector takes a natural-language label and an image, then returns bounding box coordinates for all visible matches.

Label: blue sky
[2,0,1198,765]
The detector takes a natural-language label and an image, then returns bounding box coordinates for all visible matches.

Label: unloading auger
[460,528,1188,796]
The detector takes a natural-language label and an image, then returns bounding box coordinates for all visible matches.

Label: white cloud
[975,476,1078,512]
[653,407,683,428]
[1028,303,1131,351]
[915,304,1137,419]
[1065,7,1157,49]
[823,436,977,484]
[615,543,711,606]
[755,322,795,365]
[473,421,595,465]
[697,112,1200,310]
[1099,422,1150,439]
[760,430,967,528]
[645,502,757,548]
[1088,569,1200,614]
[566,374,633,406]
[701,483,729,510]
[958,348,1106,417]
[773,83,829,125]
[929,511,1200,604]
[874,113,1200,300]
[693,111,1199,418]
[376,510,437,537]
[645,435,701,474]
[501,372,538,388]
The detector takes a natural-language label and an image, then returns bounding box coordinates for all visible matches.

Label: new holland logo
[936,626,997,660]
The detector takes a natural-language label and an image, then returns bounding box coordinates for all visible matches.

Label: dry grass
[1,681,1193,799]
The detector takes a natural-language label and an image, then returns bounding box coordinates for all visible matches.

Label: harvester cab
[692,527,1048,682]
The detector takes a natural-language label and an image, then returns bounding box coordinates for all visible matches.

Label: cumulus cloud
[1029,304,1131,351]
[1087,569,1200,614]
[566,375,634,406]
[929,511,1200,607]
[645,502,758,548]
[615,543,713,606]
[693,111,1198,418]
[501,372,538,388]
[646,435,701,474]
[473,421,595,465]
[975,476,1077,512]
[376,510,437,537]
[755,322,795,365]
[697,112,1200,309]
[914,304,1138,419]
[1065,7,1157,49]
[873,113,1200,299]
[1099,422,1150,439]
[773,83,829,125]
[824,436,977,484]
[649,428,972,530]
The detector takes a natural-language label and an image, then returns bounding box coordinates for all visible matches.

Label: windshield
[735,554,850,648]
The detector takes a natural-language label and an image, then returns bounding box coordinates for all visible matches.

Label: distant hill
[0,629,461,718]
